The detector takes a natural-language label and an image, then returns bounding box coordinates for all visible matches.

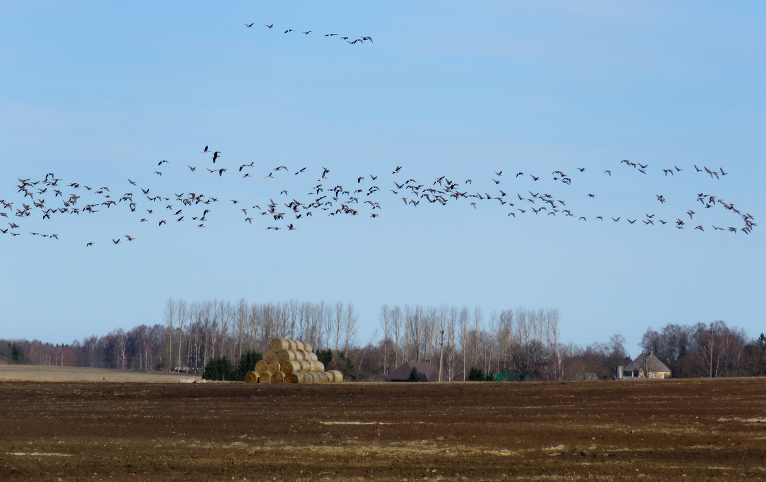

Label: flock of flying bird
[247,21,373,45]
[0,146,757,246]
[5,20,757,247]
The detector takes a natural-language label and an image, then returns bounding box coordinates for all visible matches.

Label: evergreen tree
[337,351,357,380]
[11,343,25,364]
[234,351,262,381]
[408,367,421,382]
[316,349,332,366]
[202,356,235,381]
[468,367,485,381]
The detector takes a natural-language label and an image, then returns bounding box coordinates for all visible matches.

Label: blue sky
[2,1,764,357]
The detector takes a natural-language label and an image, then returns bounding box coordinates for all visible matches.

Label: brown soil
[1,377,765,481]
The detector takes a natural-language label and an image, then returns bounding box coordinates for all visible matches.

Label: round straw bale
[304,351,318,362]
[308,360,325,372]
[275,350,288,364]
[273,371,285,383]
[326,370,343,383]
[275,350,289,364]
[281,360,301,374]
[277,349,307,364]
[268,360,281,373]
[311,372,324,384]
[288,371,309,384]
[258,372,273,383]
[315,372,330,384]
[263,349,277,363]
[298,360,312,371]
[255,360,273,374]
[302,342,313,353]
[244,371,259,384]
[269,338,290,352]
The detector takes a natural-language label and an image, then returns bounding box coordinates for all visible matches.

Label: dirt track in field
[0,365,201,383]
[2,377,765,481]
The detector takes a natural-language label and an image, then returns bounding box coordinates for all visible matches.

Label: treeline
[1,324,168,370]
[1,298,764,380]
[640,321,766,378]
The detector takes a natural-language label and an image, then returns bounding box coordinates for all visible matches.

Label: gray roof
[385,361,439,382]
[625,351,671,373]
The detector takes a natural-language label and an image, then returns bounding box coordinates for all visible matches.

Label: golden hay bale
[275,350,289,364]
[276,349,308,364]
[255,360,275,374]
[271,338,312,352]
[298,360,312,371]
[273,371,285,383]
[314,372,331,384]
[311,372,326,384]
[268,360,281,373]
[305,351,318,362]
[300,372,313,384]
[281,360,301,374]
[302,342,313,353]
[326,370,343,383]
[258,372,273,383]
[244,371,259,384]
[269,338,291,352]
[308,360,325,372]
[287,371,309,384]
[263,350,277,363]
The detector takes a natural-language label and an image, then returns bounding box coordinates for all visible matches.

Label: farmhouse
[385,361,439,382]
[617,350,671,379]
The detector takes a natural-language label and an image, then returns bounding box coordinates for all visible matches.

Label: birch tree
[163,298,176,371]
[343,303,359,356]
[379,304,392,375]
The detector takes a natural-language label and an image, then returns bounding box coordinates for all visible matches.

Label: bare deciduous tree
[163,298,176,372]
[379,304,392,375]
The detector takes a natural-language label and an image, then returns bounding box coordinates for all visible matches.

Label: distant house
[0,356,8,366]
[385,361,439,382]
[617,351,671,379]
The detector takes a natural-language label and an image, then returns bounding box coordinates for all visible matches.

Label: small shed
[0,356,8,366]
[619,351,671,379]
[385,361,439,382]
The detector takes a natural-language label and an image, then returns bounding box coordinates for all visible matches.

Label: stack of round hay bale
[244,338,343,384]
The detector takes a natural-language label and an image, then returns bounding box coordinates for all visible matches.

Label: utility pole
[439,329,445,382]
[709,323,715,378]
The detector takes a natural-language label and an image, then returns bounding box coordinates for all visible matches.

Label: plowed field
[2,378,765,480]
